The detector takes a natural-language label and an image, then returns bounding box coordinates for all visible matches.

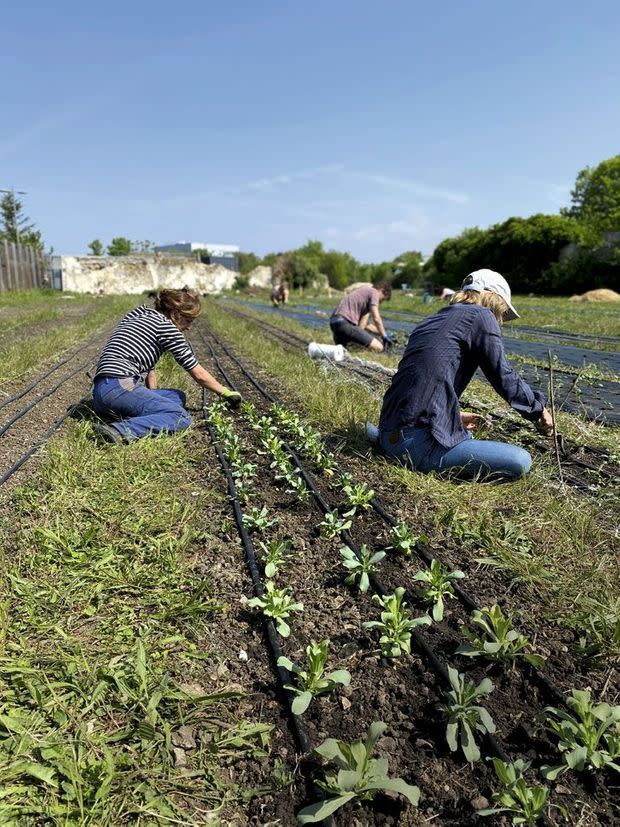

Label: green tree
[393,250,423,286]
[0,191,43,249]
[562,155,620,240]
[88,239,104,255]
[321,249,359,289]
[237,251,261,275]
[107,237,132,256]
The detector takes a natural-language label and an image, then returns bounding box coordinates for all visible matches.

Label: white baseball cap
[461,269,519,321]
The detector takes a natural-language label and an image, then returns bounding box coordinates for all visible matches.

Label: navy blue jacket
[379,303,546,448]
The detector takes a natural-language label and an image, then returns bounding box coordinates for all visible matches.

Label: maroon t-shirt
[332,286,381,325]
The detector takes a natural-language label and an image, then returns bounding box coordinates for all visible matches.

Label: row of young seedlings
[261,400,620,823]
[235,400,539,824]
[208,398,422,823]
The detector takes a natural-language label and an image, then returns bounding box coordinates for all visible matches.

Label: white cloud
[353,172,469,204]
[247,163,343,190]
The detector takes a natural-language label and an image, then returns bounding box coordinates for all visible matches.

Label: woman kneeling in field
[377,270,553,480]
[92,288,241,444]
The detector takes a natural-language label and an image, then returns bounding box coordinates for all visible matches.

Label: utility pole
[0,187,27,244]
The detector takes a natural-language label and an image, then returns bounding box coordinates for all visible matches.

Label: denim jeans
[379,426,532,480]
[93,376,191,441]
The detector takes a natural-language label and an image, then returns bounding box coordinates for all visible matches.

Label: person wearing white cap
[376,269,553,479]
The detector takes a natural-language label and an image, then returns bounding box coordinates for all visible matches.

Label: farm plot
[190,320,619,824]
[0,294,617,824]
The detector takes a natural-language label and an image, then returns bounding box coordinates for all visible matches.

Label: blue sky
[2,0,619,261]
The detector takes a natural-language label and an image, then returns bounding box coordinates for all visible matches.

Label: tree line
[238,154,620,294]
[5,153,619,295]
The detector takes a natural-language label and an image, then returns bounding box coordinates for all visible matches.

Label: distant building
[155,241,239,271]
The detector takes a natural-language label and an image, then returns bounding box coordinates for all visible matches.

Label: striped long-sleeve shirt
[94,305,198,379]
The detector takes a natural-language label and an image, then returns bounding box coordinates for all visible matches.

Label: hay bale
[569,288,620,303]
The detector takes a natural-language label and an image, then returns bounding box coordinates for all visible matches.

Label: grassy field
[0,290,136,385]
[0,289,617,822]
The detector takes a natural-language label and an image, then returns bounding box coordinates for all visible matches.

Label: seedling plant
[387,521,424,557]
[438,666,496,763]
[319,510,352,539]
[247,580,304,638]
[242,505,277,533]
[343,481,375,515]
[456,604,545,668]
[258,537,293,578]
[479,758,563,825]
[277,639,351,715]
[413,559,464,621]
[541,689,620,779]
[296,721,420,823]
[363,587,431,657]
[340,544,384,593]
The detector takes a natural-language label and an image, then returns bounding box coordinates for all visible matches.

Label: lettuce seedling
[242,505,277,533]
[343,481,375,515]
[340,544,385,593]
[247,580,303,638]
[296,721,420,823]
[438,666,496,763]
[363,587,431,657]
[413,559,464,621]
[258,537,293,578]
[541,689,620,779]
[387,522,423,557]
[277,639,351,715]
[284,471,310,503]
[456,604,545,668]
[319,510,352,539]
[479,758,564,825]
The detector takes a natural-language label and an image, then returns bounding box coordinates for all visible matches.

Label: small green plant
[541,689,620,780]
[247,581,303,638]
[319,510,352,539]
[284,470,310,502]
[258,537,293,578]
[242,505,277,533]
[387,521,423,557]
[277,640,351,715]
[456,604,545,668]
[438,666,496,763]
[340,544,385,593]
[314,450,337,475]
[343,481,375,515]
[413,559,464,621]
[363,587,431,657]
[296,721,420,823]
[479,758,563,825]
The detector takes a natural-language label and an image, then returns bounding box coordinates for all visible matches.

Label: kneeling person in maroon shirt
[330,281,392,352]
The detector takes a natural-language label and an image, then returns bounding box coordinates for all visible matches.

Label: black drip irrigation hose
[0,356,94,439]
[0,399,88,488]
[201,382,337,824]
[0,338,99,413]
[200,325,514,767]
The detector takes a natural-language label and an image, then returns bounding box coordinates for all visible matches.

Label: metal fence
[0,240,46,292]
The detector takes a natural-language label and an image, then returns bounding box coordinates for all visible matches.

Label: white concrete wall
[59,254,237,294]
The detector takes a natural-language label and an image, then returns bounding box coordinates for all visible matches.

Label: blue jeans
[93,376,191,441]
[379,426,532,480]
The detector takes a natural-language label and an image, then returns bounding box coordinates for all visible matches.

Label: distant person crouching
[271,280,290,307]
[91,288,241,444]
[330,281,392,352]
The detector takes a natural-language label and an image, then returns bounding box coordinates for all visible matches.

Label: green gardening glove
[221,388,242,408]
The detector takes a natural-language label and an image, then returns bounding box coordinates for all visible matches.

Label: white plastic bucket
[307,342,346,362]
